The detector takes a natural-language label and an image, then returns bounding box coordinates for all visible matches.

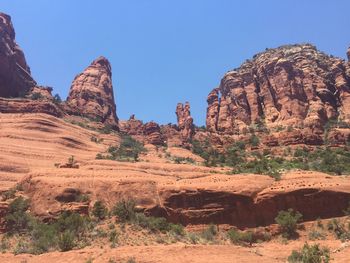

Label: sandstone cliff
[207,44,350,135]
[66,56,119,129]
[0,12,36,97]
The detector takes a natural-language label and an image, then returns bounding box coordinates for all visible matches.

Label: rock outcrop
[119,115,144,135]
[66,56,119,129]
[143,121,163,145]
[0,12,36,97]
[0,97,62,117]
[176,102,194,142]
[206,44,350,135]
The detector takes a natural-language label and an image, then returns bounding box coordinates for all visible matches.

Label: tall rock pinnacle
[176,102,194,142]
[0,12,36,97]
[67,56,119,129]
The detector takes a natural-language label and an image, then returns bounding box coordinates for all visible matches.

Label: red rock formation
[143,121,163,145]
[119,115,144,136]
[347,46,350,61]
[27,86,54,100]
[176,102,194,142]
[66,56,119,129]
[0,97,62,117]
[206,44,350,135]
[0,12,36,97]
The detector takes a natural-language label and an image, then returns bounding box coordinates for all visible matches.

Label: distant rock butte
[0,12,36,97]
[176,102,194,142]
[66,56,119,129]
[206,44,350,135]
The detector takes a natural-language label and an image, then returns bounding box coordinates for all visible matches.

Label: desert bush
[112,199,136,222]
[326,219,350,241]
[55,211,90,236]
[275,209,302,239]
[227,229,254,245]
[201,224,218,241]
[249,134,260,147]
[100,135,146,162]
[30,221,57,254]
[31,93,43,100]
[112,200,184,234]
[53,94,62,103]
[288,243,330,263]
[173,156,195,164]
[92,201,108,220]
[58,230,75,251]
[308,229,326,240]
[5,197,33,233]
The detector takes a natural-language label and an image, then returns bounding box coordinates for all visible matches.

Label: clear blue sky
[2,0,349,125]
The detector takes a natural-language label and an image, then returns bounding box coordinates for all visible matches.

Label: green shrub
[227,229,253,245]
[99,135,146,162]
[5,197,32,233]
[250,134,260,147]
[53,94,62,103]
[135,213,170,232]
[109,229,119,243]
[55,211,90,236]
[201,224,217,241]
[58,230,75,251]
[326,219,350,241]
[275,209,302,239]
[288,243,330,263]
[13,239,30,255]
[308,229,326,241]
[30,221,57,254]
[31,93,43,100]
[92,201,108,220]
[169,223,185,236]
[112,199,136,222]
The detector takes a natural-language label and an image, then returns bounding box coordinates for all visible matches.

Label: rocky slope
[66,56,119,129]
[207,44,350,136]
[0,12,36,97]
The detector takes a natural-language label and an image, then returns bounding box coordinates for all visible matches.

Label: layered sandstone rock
[207,44,350,135]
[0,12,36,97]
[0,97,62,117]
[66,56,119,129]
[143,121,163,145]
[176,102,194,142]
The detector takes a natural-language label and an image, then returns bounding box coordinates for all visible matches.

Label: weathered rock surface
[119,115,144,136]
[207,44,350,135]
[143,121,164,145]
[0,97,62,117]
[176,102,194,142]
[66,56,119,129]
[0,12,36,97]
